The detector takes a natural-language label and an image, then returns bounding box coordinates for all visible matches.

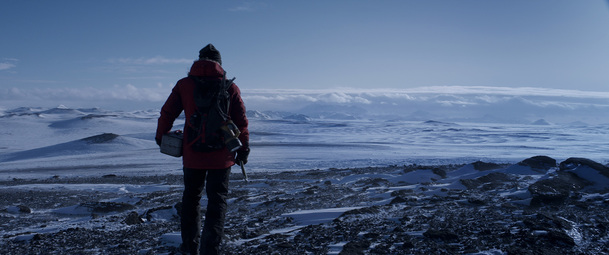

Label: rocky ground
[1,156,609,254]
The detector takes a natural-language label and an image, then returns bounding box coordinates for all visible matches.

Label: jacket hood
[188,60,225,77]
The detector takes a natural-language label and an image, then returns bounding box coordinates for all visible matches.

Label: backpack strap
[216,76,236,120]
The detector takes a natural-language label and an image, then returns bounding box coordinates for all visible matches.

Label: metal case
[160,131,183,157]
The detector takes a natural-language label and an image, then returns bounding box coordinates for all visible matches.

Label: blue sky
[1,0,609,109]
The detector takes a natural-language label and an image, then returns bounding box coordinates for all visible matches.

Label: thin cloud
[0,63,16,70]
[108,56,192,65]
[4,86,607,104]
[0,58,18,71]
[246,86,609,100]
[1,84,170,102]
[395,86,609,99]
[2,86,609,124]
[229,2,268,12]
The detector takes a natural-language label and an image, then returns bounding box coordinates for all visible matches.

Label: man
[156,44,249,255]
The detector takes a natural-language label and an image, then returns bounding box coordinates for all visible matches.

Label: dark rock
[32,234,43,241]
[390,196,407,204]
[460,172,513,189]
[536,212,573,230]
[80,114,117,120]
[144,206,175,221]
[123,211,143,225]
[3,205,33,214]
[81,133,119,144]
[391,189,413,197]
[339,240,370,255]
[17,205,32,213]
[546,229,576,246]
[423,229,459,241]
[260,197,292,207]
[472,161,503,171]
[467,196,486,205]
[80,202,135,214]
[241,227,269,239]
[432,168,447,178]
[356,177,390,187]
[518,156,557,173]
[174,202,183,218]
[401,240,415,249]
[276,242,293,249]
[529,171,589,206]
[340,206,380,217]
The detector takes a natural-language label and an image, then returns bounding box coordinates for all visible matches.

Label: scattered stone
[339,240,370,255]
[2,160,609,254]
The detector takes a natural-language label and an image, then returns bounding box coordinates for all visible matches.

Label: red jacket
[156,60,249,169]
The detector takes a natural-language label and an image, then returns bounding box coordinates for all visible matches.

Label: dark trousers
[181,167,230,255]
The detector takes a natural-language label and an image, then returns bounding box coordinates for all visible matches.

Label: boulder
[518,156,557,173]
[559,157,609,192]
[528,171,589,206]
[560,157,609,178]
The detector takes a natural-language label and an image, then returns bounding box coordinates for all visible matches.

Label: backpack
[185,74,236,152]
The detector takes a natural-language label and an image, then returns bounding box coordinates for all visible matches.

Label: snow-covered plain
[0,106,607,179]
[1,105,609,254]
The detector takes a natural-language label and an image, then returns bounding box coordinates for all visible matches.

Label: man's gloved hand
[155,137,162,147]
[236,148,250,165]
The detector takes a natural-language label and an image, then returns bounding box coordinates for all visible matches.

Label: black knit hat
[198,44,222,65]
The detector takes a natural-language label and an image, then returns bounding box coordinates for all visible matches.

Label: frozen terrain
[0,106,608,179]
[1,106,609,254]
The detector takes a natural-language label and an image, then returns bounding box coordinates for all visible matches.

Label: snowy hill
[0,133,153,162]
